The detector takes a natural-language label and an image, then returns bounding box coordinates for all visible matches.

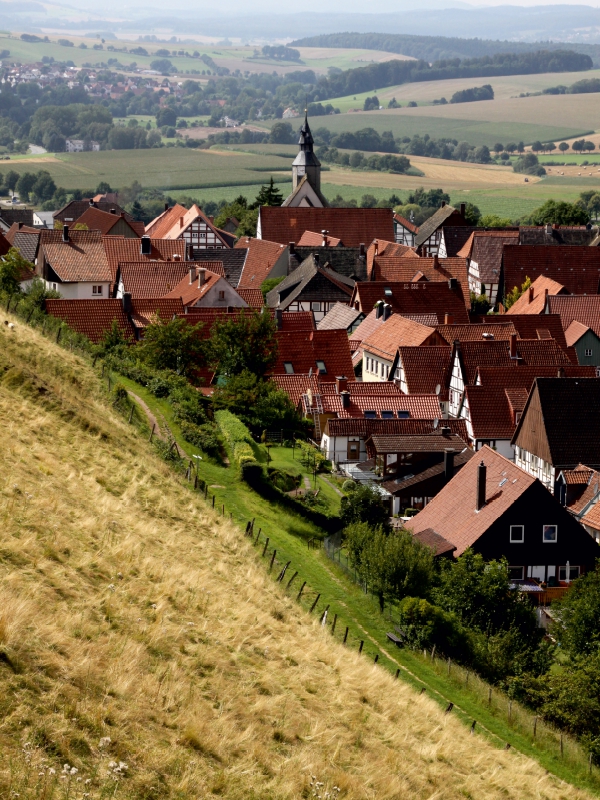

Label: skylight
[381,411,394,419]
[316,360,327,374]
[284,362,294,374]
[364,410,377,419]
[384,288,392,296]
[398,410,410,419]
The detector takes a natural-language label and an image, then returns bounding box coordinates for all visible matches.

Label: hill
[0,314,596,798]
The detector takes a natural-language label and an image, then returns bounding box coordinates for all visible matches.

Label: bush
[179,421,221,458]
[215,409,262,479]
[112,383,128,404]
[342,479,357,494]
[398,597,469,658]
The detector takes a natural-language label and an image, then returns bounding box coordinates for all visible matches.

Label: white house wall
[44,280,110,299]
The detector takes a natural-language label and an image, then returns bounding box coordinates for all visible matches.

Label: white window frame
[92,284,103,295]
[284,362,294,375]
[510,525,524,543]
[585,348,593,357]
[559,565,580,581]
[543,524,558,543]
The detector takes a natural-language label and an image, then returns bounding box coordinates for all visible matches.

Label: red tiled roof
[394,213,419,234]
[351,281,469,324]
[40,229,111,283]
[547,295,600,339]
[472,313,571,354]
[464,384,522,441]
[325,417,468,439]
[457,230,519,283]
[5,223,38,245]
[145,203,187,237]
[317,386,440,419]
[74,206,143,237]
[366,239,418,278]
[270,372,323,407]
[408,446,536,556]
[457,338,572,385]
[411,528,457,557]
[506,275,567,315]
[119,261,206,298]
[129,298,184,329]
[371,256,470,308]
[436,322,518,344]
[44,299,135,343]
[362,314,439,360]
[503,245,600,297]
[163,269,227,307]
[234,237,287,288]
[349,308,385,347]
[104,236,186,286]
[397,346,452,397]
[146,203,229,246]
[565,320,591,347]
[279,311,316,331]
[237,287,264,308]
[297,230,342,247]
[271,329,354,377]
[476,364,596,390]
[259,207,394,248]
[366,430,467,454]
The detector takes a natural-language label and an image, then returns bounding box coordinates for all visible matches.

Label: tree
[531,141,543,153]
[572,139,585,152]
[584,140,596,152]
[363,95,380,111]
[208,310,278,378]
[555,567,600,657]
[138,317,205,376]
[31,171,56,202]
[505,142,517,154]
[493,142,504,154]
[96,181,112,194]
[156,106,177,128]
[269,121,294,144]
[98,319,128,355]
[151,58,173,74]
[470,291,490,314]
[5,169,19,194]
[15,172,37,202]
[588,193,600,220]
[513,152,546,177]
[524,199,590,226]
[360,193,378,208]
[558,141,569,153]
[261,275,284,302]
[480,214,514,228]
[212,369,300,434]
[340,484,390,530]
[253,177,283,207]
[517,141,525,153]
[463,202,481,225]
[345,523,434,611]
[504,275,531,310]
[0,247,32,294]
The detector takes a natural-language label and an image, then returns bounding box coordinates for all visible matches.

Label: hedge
[215,409,263,480]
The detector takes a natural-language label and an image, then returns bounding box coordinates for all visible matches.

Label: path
[320,475,344,497]
[127,391,165,440]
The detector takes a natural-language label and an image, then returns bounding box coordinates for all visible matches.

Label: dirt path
[127,391,166,441]
[320,475,344,497]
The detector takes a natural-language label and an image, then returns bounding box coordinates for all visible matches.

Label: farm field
[327,68,600,111]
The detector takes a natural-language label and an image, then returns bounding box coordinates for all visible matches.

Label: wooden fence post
[262,537,269,558]
[320,605,329,625]
[56,326,61,344]
[533,716,537,740]
[358,640,363,654]
[286,571,298,589]
[309,593,320,613]
[296,581,306,602]
[331,614,337,634]
[374,654,379,664]
[269,549,277,572]
[445,703,454,714]
[128,403,134,424]
[277,561,290,582]
[470,720,476,734]
[395,668,400,679]
[343,627,348,645]
[212,495,215,509]
[488,686,492,705]
[149,423,155,442]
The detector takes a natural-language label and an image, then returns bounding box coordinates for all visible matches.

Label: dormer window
[398,410,410,419]
[316,360,327,374]
[384,288,392,296]
[381,411,394,419]
[364,410,376,419]
[284,362,294,374]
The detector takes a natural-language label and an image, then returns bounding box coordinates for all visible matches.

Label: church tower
[282,109,328,207]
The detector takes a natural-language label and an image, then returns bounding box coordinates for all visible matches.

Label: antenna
[435,383,441,396]
[433,418,439,429]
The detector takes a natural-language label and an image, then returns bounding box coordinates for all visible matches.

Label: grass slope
[0,316,596,800]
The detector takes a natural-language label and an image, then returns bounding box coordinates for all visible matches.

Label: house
[65,138,100,152]
[438,226,476,258]
[556,465,600,543]
[519,224,596,246]
[289,241,368,282]
[32,211,55,229]
[350,280,470,324]
[513,377,600,491]
[38,228,112,299]
[414,203,469,257]
[362,313,446,383]
[365,425,469,480]
[0,208,34,233]
[317,302,364,334]
[105,235,187,295]
[116,260,222,299]
[471,312,572,356]
[282,111,328,208]
[502,245,600,300]
[258,207,394,248]
[297,230,341,247]
[366,239,418,278]
[270,328,354,378]
[395,346,452,408]
[383,448,473,517]
[145,203,230,250]
[53,199,135,227]
[408,445,600,582]
[435,321,518,346]
[321,417,467,466]
[457,229,519,305]
[369,254,470,310]
[506,275,567,316]
[546,295,600,367]
[266,253,355,321]
[163,266,249,309]
[393,213,418,247]
[44,297,136,342]
[461,364,595,458]
[194,246,248,288]
[234,237,288,289]
[73,206,142,238]
[448,336,572,420]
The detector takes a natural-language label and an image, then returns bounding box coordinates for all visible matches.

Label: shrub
[215,409,262,479]
[342,479,357,493]
[179,421,221,459]
[112,383,128,404]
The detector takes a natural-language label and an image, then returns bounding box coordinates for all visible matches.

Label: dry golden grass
[0,317,593,800]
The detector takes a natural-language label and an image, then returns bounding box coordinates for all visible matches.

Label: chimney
[440,426,451,436]
[62,225,69,242]
[289,241,295,255]
[444,449,455,484]
[275,308,283,330]
[375,300,384,319]
[340,390,350,409]
[189,266,196,284]
[89,199,95,207]
[558,366,565,378]
[444,312,454,325]
[359,243,365,257]
[441,201,446,208]
[433,253,439,270]
[509,333,517,358]
[164,202,169,211]
[198,268,206,287]
[382,303,391,321]
[545,224,552,236]
[140,235,152,256]
[336,376,348,394]
[122,292,132,313]
[476,461,486,511]
[209,215,214,224]
[110,208,116,215]
[179,216,184,228]
[460,203,466,217]
[528,285,534,304]
[173,253,181,261]
[321,229,328,247]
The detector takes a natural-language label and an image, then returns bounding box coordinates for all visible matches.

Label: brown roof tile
[40,229,111,283]
[145,203,229,246]
[547,295,600,339]
[271,329,354,377]
[44,298,135,343]
[237,287,264,308]
[104,236,186,286]
[363,314,439,360]
[457,338,572,385]
[436,322,518,344]
[119,261,208,298]
[503,245,600,297]
[367,239,418,278]
[411,528,457,556]
[129,298,184,329]
[393,213,419,234]
[506,275,567,315]
[397,346,452,397]
[458,230,519,283]
[297,230,342,247]
[163,269,229,307]
[234,237,287,288]
[74,206,142,237]
[366,430,467,454]
[351,281,469,324]
[326,417,468,439]
[565,319,591,347]
[472,313,571,354]
[317,302,364,331]
[259,207,394,248]
[415,207,468,248]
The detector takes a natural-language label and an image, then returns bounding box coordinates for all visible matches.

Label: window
[508,566,524,580]
[515,412,521,424]
[364,410,376,419]
[311,302,321,312]
[510,525,524,543]
[284,362,294,375]
[218,290,225,300]
[92,285,103,295]
[543,524,557,543]
[585,348,593,357]
[316,360,327,374]
[381,411,394,420]
[384,287,392,296]
[559,565,580,581]
[398,410,410,419]
[532,455,539,469]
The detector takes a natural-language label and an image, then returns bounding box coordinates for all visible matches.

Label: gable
[512,384,553,463]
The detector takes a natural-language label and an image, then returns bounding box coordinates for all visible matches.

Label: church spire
[298,102,314,153]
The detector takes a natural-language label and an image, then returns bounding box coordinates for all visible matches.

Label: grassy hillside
[0,316,596,799]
